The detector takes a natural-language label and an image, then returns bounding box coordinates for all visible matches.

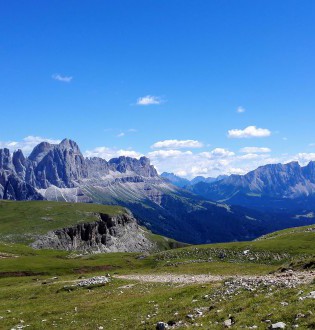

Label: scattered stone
[280,301,288,306]
[308,291,315,298]
[186,314,194,319]
[76,276,110,287]
[270,322,286,329]
[223,319,233,327]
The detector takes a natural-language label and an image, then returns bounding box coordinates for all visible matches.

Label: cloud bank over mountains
[2,135,315,179]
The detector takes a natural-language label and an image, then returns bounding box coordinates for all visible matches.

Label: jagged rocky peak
[0,148,13,170]
[109,156,158,177]
[28,141,54,163]
[12,149,27,179]
[59,138,82,155]
[32,138,88,189]
[0,137,163,200]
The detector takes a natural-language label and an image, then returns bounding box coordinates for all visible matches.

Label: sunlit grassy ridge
[0,200,123,243]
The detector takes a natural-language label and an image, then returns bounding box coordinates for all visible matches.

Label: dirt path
[114,271,315,287]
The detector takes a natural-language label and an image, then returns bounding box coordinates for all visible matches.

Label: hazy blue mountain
[189,161,315,212]
[160,172,191,188]
[190,175,229,185]
[161,172,229,188]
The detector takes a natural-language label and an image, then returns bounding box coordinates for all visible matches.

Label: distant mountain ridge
[189,161,315,211]
[161,172,228,188]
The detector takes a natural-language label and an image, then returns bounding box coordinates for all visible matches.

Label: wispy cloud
[0,136,61,155]
[228,126,271,138]
[240,147,271,153]
[236,106,245,113]
[116,129,138,138]
[136,95,163,106]
[52,74,73,83]
[151,139,203,149]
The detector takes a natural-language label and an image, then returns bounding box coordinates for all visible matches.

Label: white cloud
[228,126,271,138]
[211,148,235,157]
[52,74,73,83]
[240,147,271,153]
[117,132,125,138]
[136,95,163,106]
[290,153,315,165]
[239,153,261,160]
[237,106,245,113]
[0,136,61,155]
[151,139,203,149]
[200,148,235,159]
[85,147,143,160]
[148,150,193,159]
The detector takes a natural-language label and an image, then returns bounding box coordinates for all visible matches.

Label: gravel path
[115,271,315,287]
[115,274,224,284]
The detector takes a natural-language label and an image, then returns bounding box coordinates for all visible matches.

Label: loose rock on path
[114,271,315,287]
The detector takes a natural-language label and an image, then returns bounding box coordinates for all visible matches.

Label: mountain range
[161,172,228,188]
[188,161,315,212]
[1,139,315,244]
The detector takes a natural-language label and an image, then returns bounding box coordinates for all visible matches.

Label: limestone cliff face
[0,148,43,200]
[0,139,162,201]
[31,211,155,253]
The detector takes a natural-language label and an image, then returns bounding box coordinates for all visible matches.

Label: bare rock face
[0,138,164,203]
[109,156,158,177]
[31,211,155,253]
[0,148,43,200]
[30,138,89,189]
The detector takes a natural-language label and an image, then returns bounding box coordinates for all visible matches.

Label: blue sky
[1,1,315,177]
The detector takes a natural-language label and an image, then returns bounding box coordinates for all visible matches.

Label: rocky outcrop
[31,211,155,253]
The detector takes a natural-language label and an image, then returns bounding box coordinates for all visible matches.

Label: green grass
[0,202,315,329]
[0,200,123,243]
[0,270,314,329]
